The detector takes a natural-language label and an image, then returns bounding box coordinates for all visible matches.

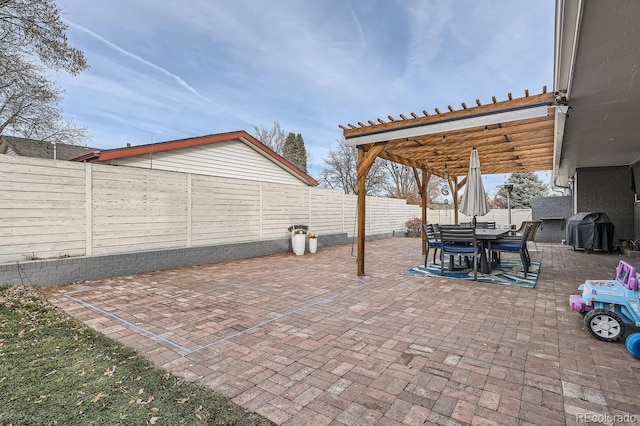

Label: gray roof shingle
[0,136,98,160]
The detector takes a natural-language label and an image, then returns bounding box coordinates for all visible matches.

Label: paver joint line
[192,275,379,353]
[223,281,319,302]
[63,293,194,353]
[64,275,379,355]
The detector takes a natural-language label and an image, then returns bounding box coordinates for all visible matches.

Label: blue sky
[56,0,555,195]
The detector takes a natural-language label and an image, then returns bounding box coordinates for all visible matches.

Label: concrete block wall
[0,232,357,287]
[576,166,636,243]
[531,196,573,243]
[635,201,640,240]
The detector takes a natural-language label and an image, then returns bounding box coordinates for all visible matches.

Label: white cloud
[55,0,555,177]
[65,20,217,105]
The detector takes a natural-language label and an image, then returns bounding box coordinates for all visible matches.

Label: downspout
[551,0,583,194]
[551,107,571,194]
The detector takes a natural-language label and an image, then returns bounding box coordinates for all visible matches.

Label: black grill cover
[565,212,614,252]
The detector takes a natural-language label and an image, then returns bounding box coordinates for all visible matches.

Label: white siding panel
[191,174,261,245]
[457,209,532,227]
[0,241,85,264]
[261,182,309,239]
[367,197,390,235]
[108,142,306,186]
[390,199,417,232]
[309,188,345,236]
[389,200,409,231]
[91,164,188,255]
[343,195,358,237]
[0,156,86,261]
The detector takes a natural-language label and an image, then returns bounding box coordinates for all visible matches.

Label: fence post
[85,163,93,256]
[342,193,345,233]
[187,174,192,247]
[259,181,263,241]
[309,187,312,233]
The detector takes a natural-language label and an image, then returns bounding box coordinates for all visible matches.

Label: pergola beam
[345,105,551,147]
[343,92,554,137]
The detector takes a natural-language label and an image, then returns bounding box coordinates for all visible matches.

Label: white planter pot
[292,233,306,255]
[309,237,318,253]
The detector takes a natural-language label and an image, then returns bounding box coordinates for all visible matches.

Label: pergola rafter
[339,88,559,275]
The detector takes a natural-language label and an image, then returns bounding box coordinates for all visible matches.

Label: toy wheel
[584,309,625,342]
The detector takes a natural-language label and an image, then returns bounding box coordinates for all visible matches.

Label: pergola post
[356,146,367,276]
[448,177,461,225]
[414,167,430,255]
[446,177,455,224]
[355,143,386,276]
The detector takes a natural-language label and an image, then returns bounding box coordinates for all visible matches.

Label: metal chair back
[421,224,441,266]
[438,226,480,280]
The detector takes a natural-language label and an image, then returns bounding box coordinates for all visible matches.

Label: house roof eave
[68,131,318,186]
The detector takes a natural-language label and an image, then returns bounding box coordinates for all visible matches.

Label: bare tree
[319,138,387,196]
[422,175,449,205]
[383,160,450,205]
[488,193,508,209]
[383,161,419,203]
[0,0,89,143]
[252,120,286,155]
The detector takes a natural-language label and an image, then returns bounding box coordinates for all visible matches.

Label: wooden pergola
[339,88,558,275]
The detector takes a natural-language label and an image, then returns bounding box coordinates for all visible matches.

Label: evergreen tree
[282,132,297,168]
[282,132,308,173]
[295,133,308,173]
[496,172,548,208]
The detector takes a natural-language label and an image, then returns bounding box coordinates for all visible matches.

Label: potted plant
[288,224,308,255]
[308,233,318,253]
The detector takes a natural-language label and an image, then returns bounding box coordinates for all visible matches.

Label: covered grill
[565,212,615,253]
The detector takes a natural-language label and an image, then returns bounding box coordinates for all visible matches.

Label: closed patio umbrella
[459,147,490,224]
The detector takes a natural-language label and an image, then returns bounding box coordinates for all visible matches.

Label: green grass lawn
[0,286,273,425]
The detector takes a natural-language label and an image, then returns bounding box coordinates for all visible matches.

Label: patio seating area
[46,238,640,425]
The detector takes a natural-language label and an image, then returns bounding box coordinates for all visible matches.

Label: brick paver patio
[47,238,640,425]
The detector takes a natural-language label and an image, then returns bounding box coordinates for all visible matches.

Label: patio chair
[421,224,441,267]
[488,224,532,277]
[512,220,541,250]
[475,221,496,229]
[438,226,481,280]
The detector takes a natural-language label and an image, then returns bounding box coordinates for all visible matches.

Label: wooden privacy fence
[0,156,421,263]
[0,156,533,264]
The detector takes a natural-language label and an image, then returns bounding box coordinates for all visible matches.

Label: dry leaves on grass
[0,286,43,306]
[104,365,116,377]
[92,392,106,403]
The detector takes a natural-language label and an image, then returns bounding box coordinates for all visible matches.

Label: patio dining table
[474,228,510,273]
